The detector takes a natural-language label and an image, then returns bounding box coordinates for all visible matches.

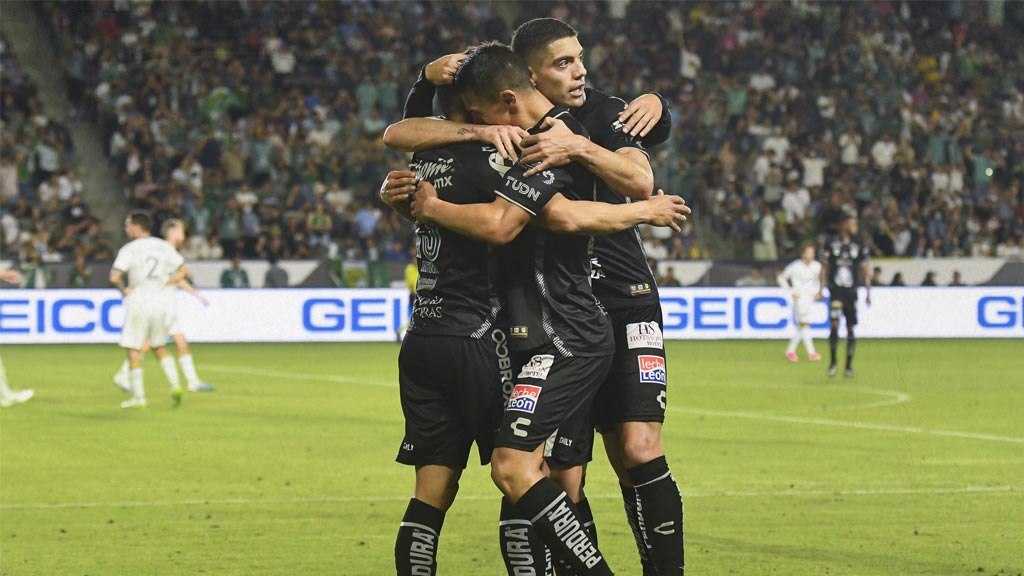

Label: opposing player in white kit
[778,243,823,362]
[112,219,214,394]
[110,211,189,409]
[1,268,34,408]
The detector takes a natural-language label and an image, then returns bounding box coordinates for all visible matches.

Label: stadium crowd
[1,31,112,286]
[21,0,1024,275]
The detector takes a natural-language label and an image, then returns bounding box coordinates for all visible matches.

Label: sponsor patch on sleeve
[638,355,667,385]
[507,384,542,413]
[626,321,664,350]
[518,354,554,380]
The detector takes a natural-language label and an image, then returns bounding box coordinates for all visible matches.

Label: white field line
[1,485,1016,511]
[670,406,1024,444]
[202,364,1021,444]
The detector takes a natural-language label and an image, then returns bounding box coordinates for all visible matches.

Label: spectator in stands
[220,255,250,288]
[264,256,289,288]
[890,272,906,287]
[949,271,965,287]
[922,271,938,287]
[67,253,93,288]
[736,268,766,287]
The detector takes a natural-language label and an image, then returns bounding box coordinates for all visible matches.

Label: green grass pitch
[1,340,1021,575]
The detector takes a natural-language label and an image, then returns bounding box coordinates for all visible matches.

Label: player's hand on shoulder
[646,189,690,232]
[425,53,468,86]
[520,117,580,177]
[122,287,134,298]
[477,125,529,163]
[410,179,438,223]
[619,93,663,138]
[381,170,419,207]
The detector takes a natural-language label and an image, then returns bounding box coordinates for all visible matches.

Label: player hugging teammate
[380,18,688,576]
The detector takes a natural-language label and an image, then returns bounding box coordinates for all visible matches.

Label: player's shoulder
[547,106,589,138]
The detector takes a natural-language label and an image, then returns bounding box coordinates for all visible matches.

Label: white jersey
[778,259,822,297]
[113,236,184,350]
[112,236,185,296]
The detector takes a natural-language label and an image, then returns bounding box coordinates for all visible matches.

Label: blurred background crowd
[2,1,1022,287]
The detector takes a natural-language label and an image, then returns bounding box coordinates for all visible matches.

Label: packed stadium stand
[2,0,1022,288]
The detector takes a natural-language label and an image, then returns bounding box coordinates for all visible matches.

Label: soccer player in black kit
[383,64,689,575]
[383,19,683,576]
[821,215,872,377]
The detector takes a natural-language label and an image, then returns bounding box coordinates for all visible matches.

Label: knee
[490,450,517,496]
[620,424,664,469]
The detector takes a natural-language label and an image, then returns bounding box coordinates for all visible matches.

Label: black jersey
[496,106,613,358]
[572,88,671,309]
[825,236,870,290]
[406,143,504,338]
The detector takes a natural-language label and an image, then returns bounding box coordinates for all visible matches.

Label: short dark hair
[453,42,533,101]
[511,18,578,61]
[127,210,152,232]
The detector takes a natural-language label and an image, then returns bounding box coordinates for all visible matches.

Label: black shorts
[396,332,504,468]
[493,347,612,454]
[547,304,669,466]
[829,288,858,327]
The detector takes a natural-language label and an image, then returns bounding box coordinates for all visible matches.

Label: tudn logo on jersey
[626,322,663,350]
[637,355,667,385]
[505,175,541,201]
[507,384,542,413]
[411,157,453,180]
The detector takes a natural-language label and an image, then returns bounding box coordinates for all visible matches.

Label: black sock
[846,329,856,370]
[620,483,656,576]
[516,479,612,575]
[829,325,839,366]
[628,456,684,576]
[500,497,552,576]
[395,498,445,576]
[552,498,598,576]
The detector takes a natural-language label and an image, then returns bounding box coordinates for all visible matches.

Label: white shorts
[165,306,182,337]
[794,297,813,325]
[119,292,174,350]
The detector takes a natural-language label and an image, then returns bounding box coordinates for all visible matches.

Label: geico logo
[302,297,401,332]
[505,175,541,201]
[660,295,829,330]
[977,296,1024,328]
[0,298,123,333]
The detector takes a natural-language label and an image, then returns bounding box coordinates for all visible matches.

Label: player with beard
[821,215,872,377]
[383,71,688,575]
[383,18,683,576]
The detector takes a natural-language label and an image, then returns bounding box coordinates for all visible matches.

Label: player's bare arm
[176,278,209,306]
[519,117,654,199]
[411,180,530,245]
[618,93,664,138]
[110,269,132,297]
[424,52,468,86]
[166,264,188,288]
[382,117,528,161]
[862,260,872,306]
[380,171,417,222]
[0,269,22,284]
[538,189,689,234]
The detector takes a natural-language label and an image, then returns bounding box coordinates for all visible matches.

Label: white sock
[177,354,201,388]
[160,356,181,391]
[130,367,145,400]
[787,331,800,353]
[116,359,129,381]
[801,326,816,355]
